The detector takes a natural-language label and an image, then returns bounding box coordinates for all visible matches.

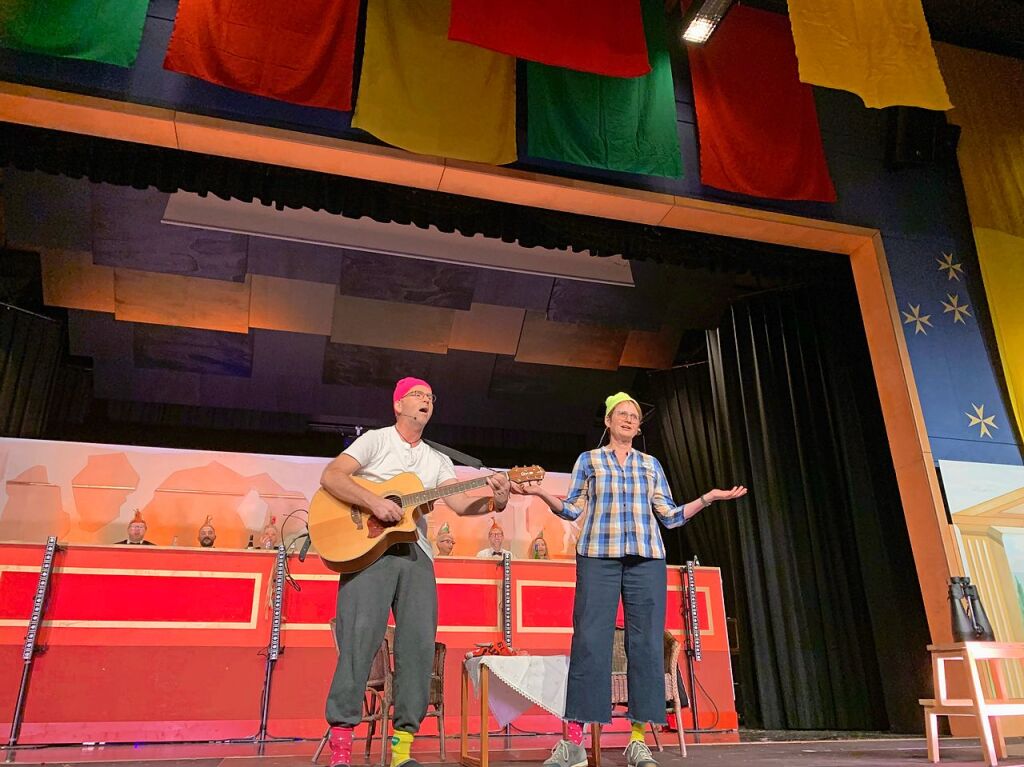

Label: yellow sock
[630,722,645,743]
[390,730,414,767]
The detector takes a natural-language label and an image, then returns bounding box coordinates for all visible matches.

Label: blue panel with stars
[883,234,1022,466]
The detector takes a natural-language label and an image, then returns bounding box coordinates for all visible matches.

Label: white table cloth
[464,654,569,727]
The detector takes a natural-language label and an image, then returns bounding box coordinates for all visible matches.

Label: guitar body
[308,473,425,574]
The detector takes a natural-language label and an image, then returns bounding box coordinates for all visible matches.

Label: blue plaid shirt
[559,447,686,559]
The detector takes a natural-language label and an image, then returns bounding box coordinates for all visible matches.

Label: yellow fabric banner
[972,228,1024,438]
[352,0,516,165]
[936,44,1024,239]
[787,0,951,110]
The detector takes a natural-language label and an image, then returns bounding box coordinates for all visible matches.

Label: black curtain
[0,303,62,436]
[648,280,931,732]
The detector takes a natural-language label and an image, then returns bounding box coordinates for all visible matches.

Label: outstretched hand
[707,486,748,502]
[510,481,546,496]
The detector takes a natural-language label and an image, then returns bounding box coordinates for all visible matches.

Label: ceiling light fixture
[681,0,734,45]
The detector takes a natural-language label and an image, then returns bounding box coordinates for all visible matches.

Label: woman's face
[605,401,641,443]
[533,538,548,558]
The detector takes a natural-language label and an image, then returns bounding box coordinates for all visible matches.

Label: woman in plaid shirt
[513,392,746,767]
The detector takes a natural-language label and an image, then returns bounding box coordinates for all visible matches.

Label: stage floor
[3,735,1022,767]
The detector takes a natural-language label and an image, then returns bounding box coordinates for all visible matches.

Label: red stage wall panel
[0,543,737,743]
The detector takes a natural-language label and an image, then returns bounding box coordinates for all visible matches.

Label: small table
[922,642,1024,765]
[460,655,603,767]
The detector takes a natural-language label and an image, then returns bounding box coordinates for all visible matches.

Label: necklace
[395,425,422,448]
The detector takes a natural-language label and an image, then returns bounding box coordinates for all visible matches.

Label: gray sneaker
[624,740,657,767]
[543,739,588,767]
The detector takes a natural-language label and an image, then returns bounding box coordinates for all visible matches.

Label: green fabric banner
[0,0,149,67]
[527,0,682,178]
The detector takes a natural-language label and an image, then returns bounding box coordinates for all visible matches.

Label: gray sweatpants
[325,543,438,733]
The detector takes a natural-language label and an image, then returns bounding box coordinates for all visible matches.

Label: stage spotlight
[681,0,734,45]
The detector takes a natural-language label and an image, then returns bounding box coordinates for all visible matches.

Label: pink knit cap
[394,377,432,402]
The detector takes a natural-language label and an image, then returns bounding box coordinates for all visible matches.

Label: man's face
[127,522,147,543]
[198,526,216,548]
[394,385,435,427]
[489,530,504,550]
[437,534,455,556]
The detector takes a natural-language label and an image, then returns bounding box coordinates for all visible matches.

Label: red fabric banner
[448,0,650,78]
[688,5,835,202]
[164,0,359,110]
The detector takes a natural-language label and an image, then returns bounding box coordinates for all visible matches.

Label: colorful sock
[566,721,585,746]
[390,730,414,767]
[630,721,645,743]
[328,725,354,767]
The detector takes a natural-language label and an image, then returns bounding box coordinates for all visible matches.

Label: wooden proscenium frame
[0,80,962,646]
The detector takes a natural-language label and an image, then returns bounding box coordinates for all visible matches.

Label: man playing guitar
[321,377,510,767]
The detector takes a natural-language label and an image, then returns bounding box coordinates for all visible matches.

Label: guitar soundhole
[350,506,364,530]
[365,496,405,539]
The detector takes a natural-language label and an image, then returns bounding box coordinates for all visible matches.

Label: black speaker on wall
[885,106,961,168]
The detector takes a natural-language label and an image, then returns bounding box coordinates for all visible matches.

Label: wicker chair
[312,618,393,766]
[594,627,687,758]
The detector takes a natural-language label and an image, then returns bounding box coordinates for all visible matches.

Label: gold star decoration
[937,252,964,281]
[902,304,933,335]
[941,293,972,324]
[966,403,998,439]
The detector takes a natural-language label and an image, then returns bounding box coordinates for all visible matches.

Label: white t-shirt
[343,426,458,558]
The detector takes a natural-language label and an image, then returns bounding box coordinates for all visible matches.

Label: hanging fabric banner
[526,0,681,178]
[935,43,1024,438]
[0,0,148,67]
[353,0,516,165]
[449,0,649,78]
[787,0,951,110]
[688,5,835,202]
[164,0,360,110]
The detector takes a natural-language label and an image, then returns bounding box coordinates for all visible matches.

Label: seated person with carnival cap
[434,522,456,556]
[476,519,512,558]
[259,517,280,549]
[197,516,217,548]
[116,509,155,545]
[529,530,550,560]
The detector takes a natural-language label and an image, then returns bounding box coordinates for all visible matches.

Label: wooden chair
[384,626,449,761]
[591,627,687,762]
[312,618,393,766]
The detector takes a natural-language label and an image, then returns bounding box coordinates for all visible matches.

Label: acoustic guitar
[308,465,545,573]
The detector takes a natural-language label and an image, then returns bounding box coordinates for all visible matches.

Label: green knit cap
[605,392,641,417]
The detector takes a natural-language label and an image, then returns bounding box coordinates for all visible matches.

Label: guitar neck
[400,474,500,509]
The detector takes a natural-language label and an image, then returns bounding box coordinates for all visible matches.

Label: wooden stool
[923,642,1024,765]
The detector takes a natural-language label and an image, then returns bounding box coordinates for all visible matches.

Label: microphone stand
[5,537,59,763]
[681,560,702,743]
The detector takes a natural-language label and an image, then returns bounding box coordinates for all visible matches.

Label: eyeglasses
[403,391,437,403]
[614,411,640,423]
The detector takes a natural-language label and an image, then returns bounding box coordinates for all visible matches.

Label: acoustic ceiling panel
[488,355,636,402]
[619,325,684,369]
[323,341,436,388]
[114,269,252,334]
[330,294,453,354]
[448,303,525,355]
[133,323,254,378]
[514,311,628,371]
[337,249,477,309]
[68,309,132,358]
[40,250,115,313]
[249,274,335,335]
[93,185,248,282]
[247,236,344,283]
